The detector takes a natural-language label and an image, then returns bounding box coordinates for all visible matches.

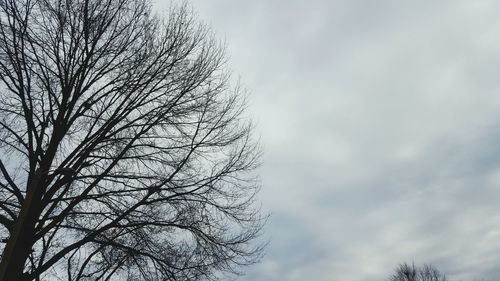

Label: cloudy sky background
[158,1,500,280]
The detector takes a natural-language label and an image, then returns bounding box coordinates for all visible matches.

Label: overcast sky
[159,1,500,280]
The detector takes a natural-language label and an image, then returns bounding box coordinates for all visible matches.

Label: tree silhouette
[390,263,447,281]
[0,0,264,280]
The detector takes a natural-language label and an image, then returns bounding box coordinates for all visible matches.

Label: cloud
[160,1,500,280]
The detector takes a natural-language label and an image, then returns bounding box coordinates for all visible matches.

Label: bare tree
[390,263,448,281]
[0,0,264,280]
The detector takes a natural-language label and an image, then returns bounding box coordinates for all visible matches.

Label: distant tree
[0,0,264,280]
[390,263,447,281]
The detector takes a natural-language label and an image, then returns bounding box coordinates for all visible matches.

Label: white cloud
[158,1,500,280]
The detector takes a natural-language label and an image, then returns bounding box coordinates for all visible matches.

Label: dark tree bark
[0,0,264,280]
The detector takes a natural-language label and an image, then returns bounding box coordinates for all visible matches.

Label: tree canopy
[0,0,264,280]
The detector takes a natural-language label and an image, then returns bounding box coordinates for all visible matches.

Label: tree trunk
[0,172,44,281]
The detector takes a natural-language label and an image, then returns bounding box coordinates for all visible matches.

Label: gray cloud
[160,1,500,280]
